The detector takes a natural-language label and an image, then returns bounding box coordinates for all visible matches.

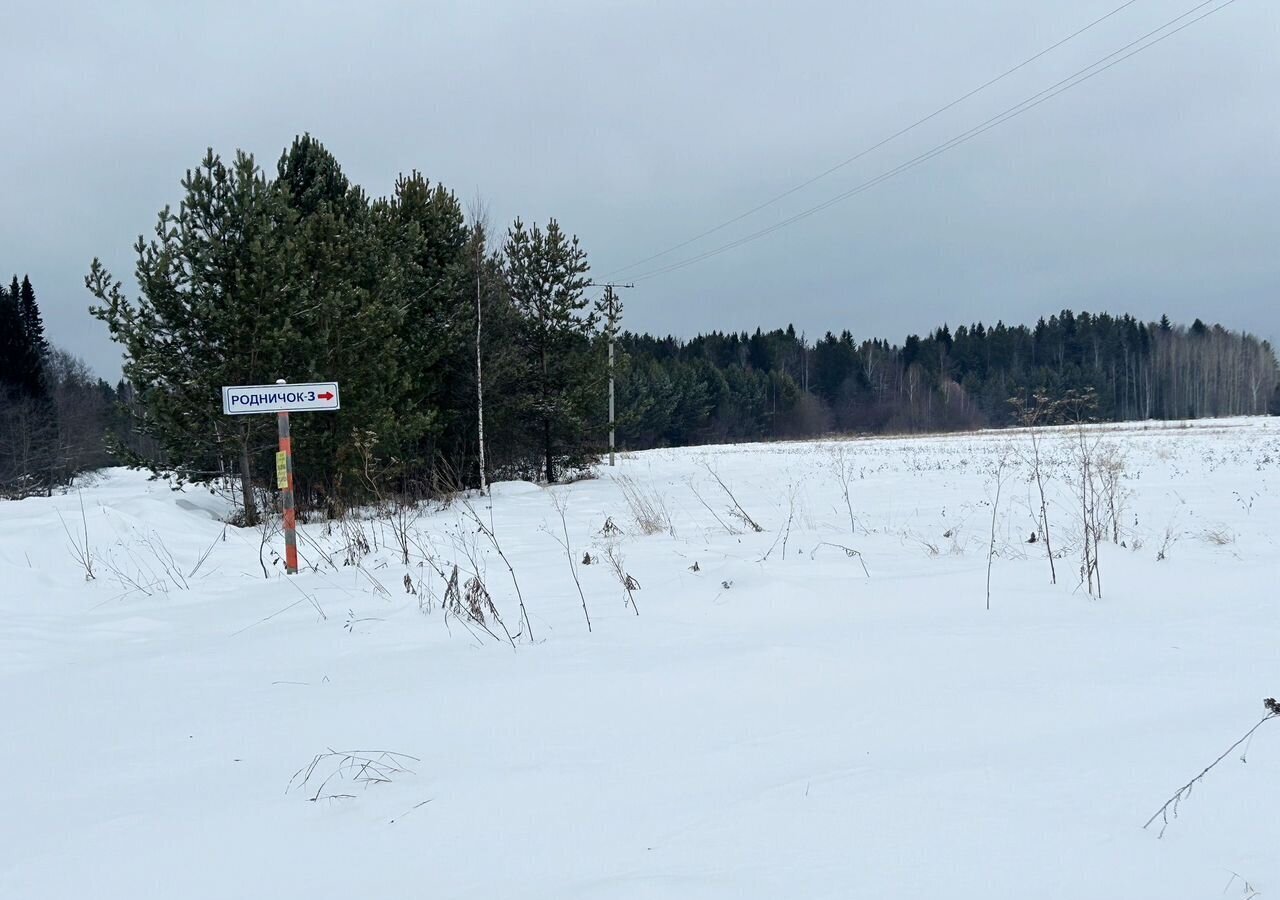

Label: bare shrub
[451,529,516,647]
[760,482,799,563]
[56,492,95,581]
[463,575,494,626]
[1062,390,1105,597]
[387,496,423,566]
[339,518,373,567]
[460,499,531,641]
[1201,527,1235,546]
[100,527,199,597]
[431,562,504,646]
[604,544,640,615]
[617,475,672,536]
[1156,521,1181,561]
[1009,391,1058,584]
[1095,443,1129,545]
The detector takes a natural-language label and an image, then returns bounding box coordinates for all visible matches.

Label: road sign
[222,382,340,415]
[222,378,339,575]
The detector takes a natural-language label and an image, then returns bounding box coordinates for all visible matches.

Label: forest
[0,275,119,496]
[618,312,1279,445]
[3,135,1276,511]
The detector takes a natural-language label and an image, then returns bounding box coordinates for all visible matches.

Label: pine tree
[373,168,472,488]
[88,149,293,523]
[502,218,597,482]
[272,135,419,505]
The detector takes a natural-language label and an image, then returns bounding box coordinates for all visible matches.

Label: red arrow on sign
[317,392,335,401]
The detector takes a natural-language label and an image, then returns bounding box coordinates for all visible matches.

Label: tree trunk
[475,255,487,495]
[239,439,258,526]
[544,416,554,484]
[541,341,554,484]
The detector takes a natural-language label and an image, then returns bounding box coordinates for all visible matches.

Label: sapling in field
[760,481,800,563]
[603,544,640,615]
[700,460,763,533]
[687,479,740,535]
[829,443,861,535]
[985,445,1012,611]
[1009,391,1058,584]
[548,493,592,633]
[1061,389,1105,597]
[1095,442,1129,545]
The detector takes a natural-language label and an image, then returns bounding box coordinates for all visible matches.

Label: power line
[630,0,1239,283]
[607,0,1146,278]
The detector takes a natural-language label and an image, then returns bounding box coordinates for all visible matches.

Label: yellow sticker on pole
[276,451,289,489]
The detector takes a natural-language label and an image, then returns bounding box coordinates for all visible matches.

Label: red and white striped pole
[276,378,298,575]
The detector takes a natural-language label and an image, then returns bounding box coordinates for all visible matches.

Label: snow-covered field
[2,418,1278,899]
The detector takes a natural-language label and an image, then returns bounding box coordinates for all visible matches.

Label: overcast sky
[5,0,1277,379]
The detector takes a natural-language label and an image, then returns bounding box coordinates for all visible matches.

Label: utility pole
[589,282,633,466]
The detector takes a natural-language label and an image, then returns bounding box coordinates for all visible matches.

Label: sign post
[223,379,340,575]
[275,382,298,574]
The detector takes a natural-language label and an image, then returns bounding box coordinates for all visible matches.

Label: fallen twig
[1143,700,1279,838]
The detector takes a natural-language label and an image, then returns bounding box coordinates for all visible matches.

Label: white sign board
[222,382,340,415]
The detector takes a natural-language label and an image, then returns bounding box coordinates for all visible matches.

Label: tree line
[616,313,1279,445]
[0,275,119,497]
[4,134,1275,513]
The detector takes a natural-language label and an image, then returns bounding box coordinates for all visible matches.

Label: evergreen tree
[272,135,418,506]
[0,275,45,400]
[19,276,48,364]
[502,218,597,482]
[0,280,24,392]
[374,169,473,487]
[88,149,293,523]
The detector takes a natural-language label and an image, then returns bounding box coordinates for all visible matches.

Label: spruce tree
[0,280,26,393]
[18,276,48,363]
[0,276,46,400]
[17,276,48,398]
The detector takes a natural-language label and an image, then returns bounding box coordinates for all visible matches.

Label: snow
[2,417,1278,899]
